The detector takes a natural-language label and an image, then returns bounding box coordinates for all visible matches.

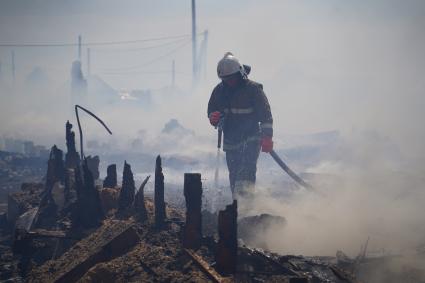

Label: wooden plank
[184,248,231,283]
[54,226,139,283]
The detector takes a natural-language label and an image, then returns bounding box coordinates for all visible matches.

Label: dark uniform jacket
[207,78,273,151]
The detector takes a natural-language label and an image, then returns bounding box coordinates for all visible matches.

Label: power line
[100,39,191,72]
[92,37,188,53]
[100,71,190,77]
[0,34,196,48]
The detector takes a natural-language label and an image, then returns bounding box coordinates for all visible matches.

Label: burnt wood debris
[85,155,100,181]
[0,118,380,283]
[183,173,202,250]
[65,121,80,169]
[103,164,117,188]
[216,200,238,275]
[154,155,166,228]
[118,161,136,212]
[36,145,65,229]
[73,160,104,228]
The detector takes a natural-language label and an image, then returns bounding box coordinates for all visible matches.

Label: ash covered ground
[0,119,424,283]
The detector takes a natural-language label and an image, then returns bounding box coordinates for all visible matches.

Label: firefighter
[208,52,273,199]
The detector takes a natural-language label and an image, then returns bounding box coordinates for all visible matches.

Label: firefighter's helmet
[217,52,244,78]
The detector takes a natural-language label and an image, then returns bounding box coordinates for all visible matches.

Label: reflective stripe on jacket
[208,78,273,150]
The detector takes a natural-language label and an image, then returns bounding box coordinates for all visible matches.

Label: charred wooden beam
[135,175,150,221]
[118,161,136,211]
[72,160,104,228]
[86,155,100,180]
[54,226,139,283]
[83,159,104,226]
[65,121,80,169]
[184,248,231,283]
[45,145,65,193]
[36,145,65,229]
[183,173,202,250]
[154,155,166,228]
[103,164,117,188]
[215,200,238,275]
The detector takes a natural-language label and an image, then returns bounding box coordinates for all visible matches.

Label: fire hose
[269,150,314,190]
[214,113,313,190]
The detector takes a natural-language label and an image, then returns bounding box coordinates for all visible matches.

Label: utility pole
[11,51,15,83]
[87,48,91,77]
[191,0,197,84]
[78,35,82,61]
[172,60,175,87]
[202,30,208,80]
[195,29,208,81]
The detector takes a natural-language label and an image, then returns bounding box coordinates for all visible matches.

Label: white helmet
[217,52,243,78]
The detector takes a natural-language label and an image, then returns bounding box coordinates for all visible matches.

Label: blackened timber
[36,145,65,229]
[183,173,202,250]
[215,200,238,275]
[86,155,100,180]
[54,226,139,283]
[72,160,104,228]
[45,145,65,192]
[103,164,117,188]
[65,121,80,169]
[118,161,135,211]
[134,175,150,221]
[154,155,166,228]
[184,248,230,283]
[82,160,104,226]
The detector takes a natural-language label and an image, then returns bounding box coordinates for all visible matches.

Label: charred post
[134,175,150,221]
[215,200,238,275]
[65,121,80,169]
[118,161,135,211]
[103,164,117,188]
[72,160,104,228]
[82,160,104,226]
[45,145,65,192]
[183,173,202,250]
[154,155,166,228]
[86,155,100,180]
[36,145,65,228]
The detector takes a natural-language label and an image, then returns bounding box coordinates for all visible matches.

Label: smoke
[1,1,425,271]
[240,129,425,258]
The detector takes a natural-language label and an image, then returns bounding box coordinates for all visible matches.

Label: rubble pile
[0,120,424,282]
[0,151,47,206]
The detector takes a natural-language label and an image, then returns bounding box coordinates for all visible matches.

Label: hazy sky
[0,0,424,161]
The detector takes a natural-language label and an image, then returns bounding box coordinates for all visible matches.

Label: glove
[209,111,221,126]
[261,136,273,153]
